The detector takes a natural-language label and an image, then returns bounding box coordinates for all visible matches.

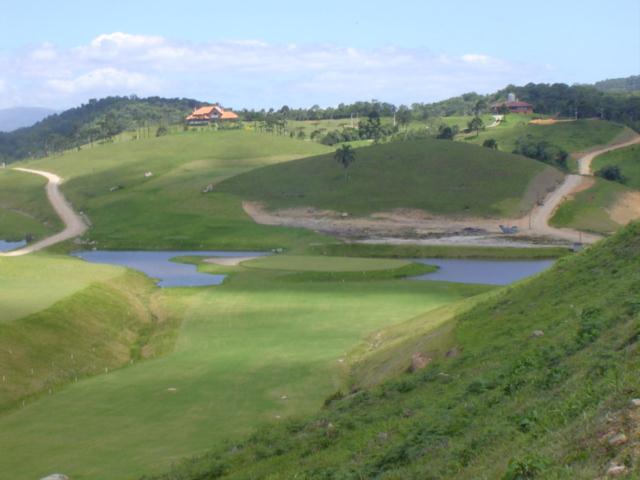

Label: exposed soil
[609,191,640,226]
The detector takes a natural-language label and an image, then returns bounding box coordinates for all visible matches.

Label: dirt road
[527,133,640,243]
[0,168,87,257]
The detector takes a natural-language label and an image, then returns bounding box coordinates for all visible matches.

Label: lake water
[72,250,269,287]
[412,258,555,285]
[0,240,26,252]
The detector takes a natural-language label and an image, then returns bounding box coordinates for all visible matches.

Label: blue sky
[0,0,638,109]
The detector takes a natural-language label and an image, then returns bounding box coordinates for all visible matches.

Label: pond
[412,258,555,285]
[72,250,269,287]
[0,240,26,252]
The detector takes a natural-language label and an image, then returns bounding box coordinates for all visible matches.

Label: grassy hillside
[0,256,487,479]
[0,169,62,241]
[467,118,626,154]
[218,138,562,218]
[592,144,640,190]
[149,222,640,480]
[550,178,635,234]
[21,130,332,250]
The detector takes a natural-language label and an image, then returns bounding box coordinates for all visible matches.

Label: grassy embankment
[550,178,635,234]
[148,221,640,480]
[0,254,176,413]
[0,253,488,479]
[218,138,563,219]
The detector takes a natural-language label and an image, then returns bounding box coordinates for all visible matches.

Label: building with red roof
[491,93,533,114]
[185,105,239,125]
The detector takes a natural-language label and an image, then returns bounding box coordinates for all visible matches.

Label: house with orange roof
[185,105,239,125]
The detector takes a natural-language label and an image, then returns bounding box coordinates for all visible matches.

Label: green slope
[467,118,626,154]
[149,222,640,479]
[550,177,635,234]
[592,144,640,190]
[218,138,563,218]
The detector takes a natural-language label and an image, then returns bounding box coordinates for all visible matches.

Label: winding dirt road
[528,132,640,243]
[0,168,87,257]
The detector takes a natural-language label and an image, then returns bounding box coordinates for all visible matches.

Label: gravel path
[0,168,87,257]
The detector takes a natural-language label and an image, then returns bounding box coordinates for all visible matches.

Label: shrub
[595,165,625,183]
[483,138,498,149]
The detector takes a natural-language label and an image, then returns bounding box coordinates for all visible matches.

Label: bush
[595,164,625,183]
[155,125,169,137]
[483,138,498,149]
[513,135,568,170]
[436,125,459,140]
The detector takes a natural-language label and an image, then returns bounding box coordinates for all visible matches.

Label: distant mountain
[594,75,640,93]
[0,107,58,132]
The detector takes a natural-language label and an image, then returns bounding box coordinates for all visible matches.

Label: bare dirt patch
[609,191,640,225]
[203,256,260,266]
[243,201,565,247]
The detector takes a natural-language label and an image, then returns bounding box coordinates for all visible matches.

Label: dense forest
[594,75,640,93]
[1,77,639,162]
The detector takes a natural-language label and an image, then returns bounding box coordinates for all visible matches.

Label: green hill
[0,96,202,162]
[148,221,640,480]
[17,130,332,250]
[217,138,563,218]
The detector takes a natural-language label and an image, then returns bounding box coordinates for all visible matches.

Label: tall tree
[334,144,356,181]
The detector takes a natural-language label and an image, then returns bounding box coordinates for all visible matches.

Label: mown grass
[0,258,487,479]
[467,118,626,154]
[0,169,62,241]
[550,178,632,234]
[146,222,640,480]
[592,143,640,190]
[0,254,122,323]
[19,130,332,250]
[218,138,560,218]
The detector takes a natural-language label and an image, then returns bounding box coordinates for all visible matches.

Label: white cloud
[0,33,552,109]
[47,68,160,95]
[461,54,492,64]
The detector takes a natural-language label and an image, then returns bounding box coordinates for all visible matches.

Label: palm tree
[334,144,356,181]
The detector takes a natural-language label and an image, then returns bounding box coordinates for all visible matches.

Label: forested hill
[0,96,200,162]
[595,75,640,93]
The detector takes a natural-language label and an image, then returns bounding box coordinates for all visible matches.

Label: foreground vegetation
[148,222,640,480]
